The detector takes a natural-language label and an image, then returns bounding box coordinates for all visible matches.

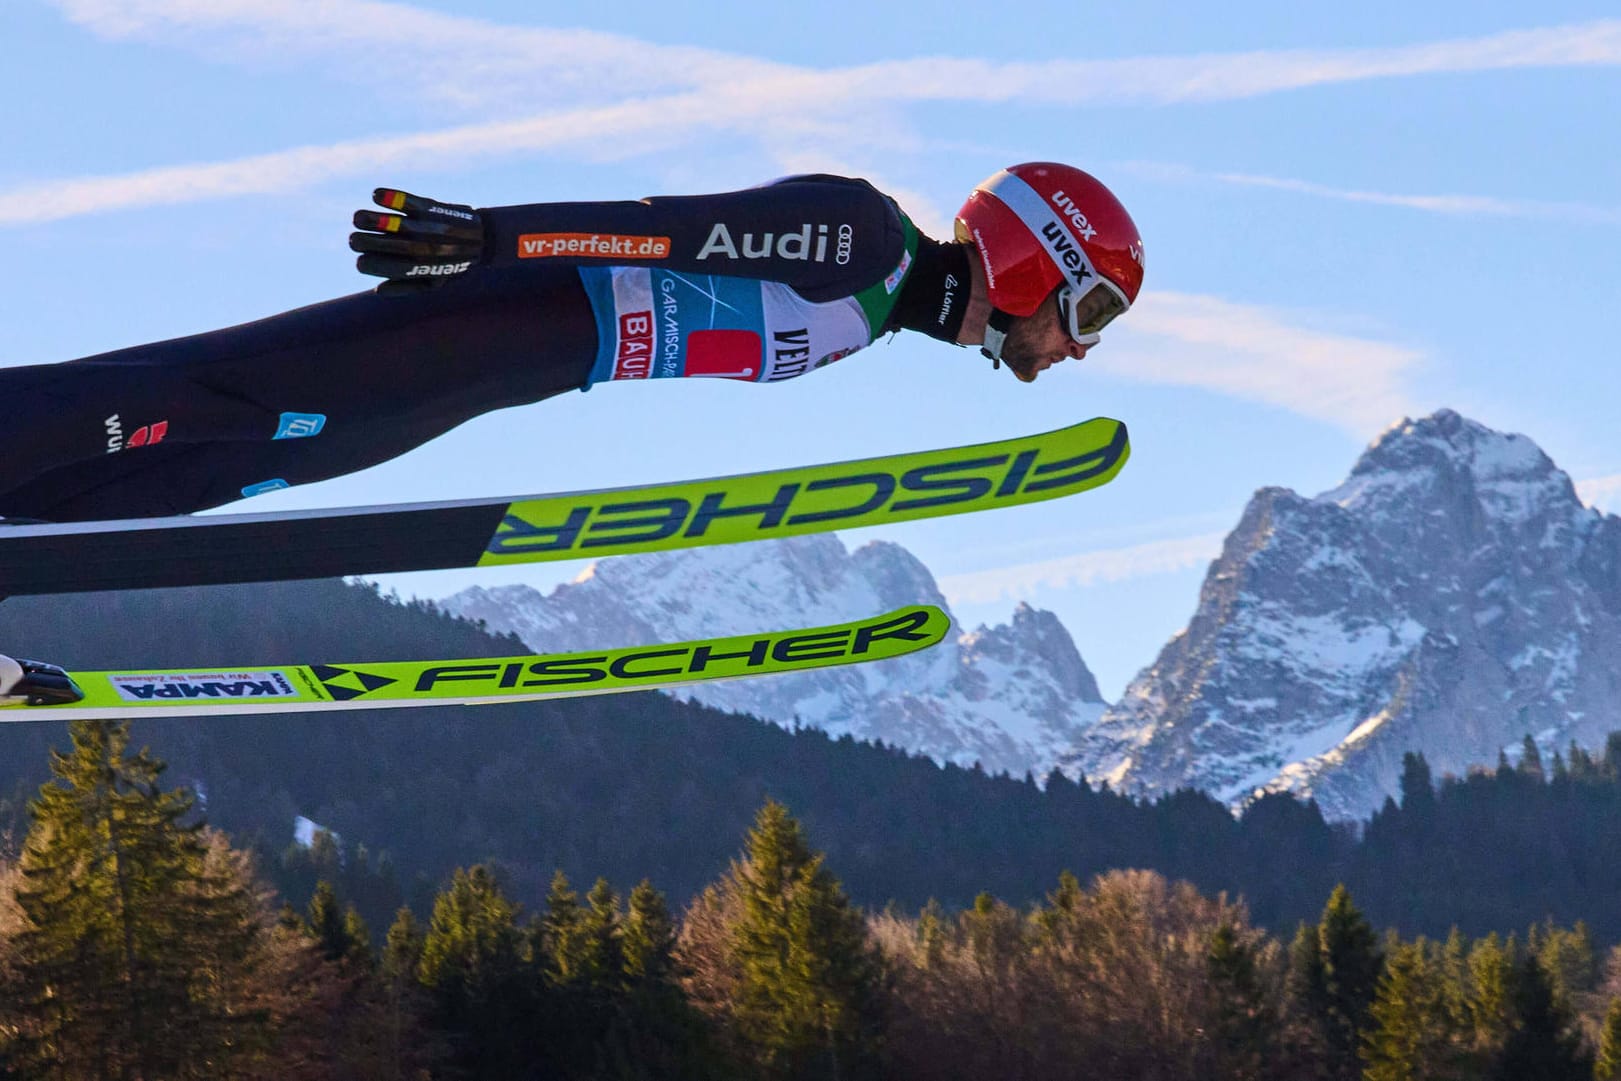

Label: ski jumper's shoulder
[479,174,912,299]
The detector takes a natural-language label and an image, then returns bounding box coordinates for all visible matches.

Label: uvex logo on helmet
[1049,191,1098,242]
[1039,221,1096,290]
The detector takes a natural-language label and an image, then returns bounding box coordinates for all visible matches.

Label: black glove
[349,188,485,293]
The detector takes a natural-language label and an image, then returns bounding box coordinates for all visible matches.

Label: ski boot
[0,656,85,707]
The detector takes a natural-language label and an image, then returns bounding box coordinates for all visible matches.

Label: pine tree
[1287,919,1326,1003]
[1595,998,1621,1080]
[6,720,268,1079]
[1439,928,1473,1037]
[383,906,425,985]
[1535,921,1597,1006]
[1281,920,1333,1076]
[622,879,678,985]
[1521,736,1546,782]
[1597,731,1620,778]
[1360,940,1468,1081]
[1032,870,1083,954]
[544,869,591,984]
[963,891,1025,987]
[342,906,374,970]
[916,899,948,972]
[306,878,369,964]
[1493,952,1590,1080]
[297,880,392,1079]
[1468,933,1515,1059]
[1399,752,1436,816]
[1567,741,1596,781]
[1313,885,1383,1081]
[1204,921,1274,1080]
[1360,941,1419,1081]
[728,800,886,1080]
[538,876,629,1077]
[418,865,534,1079]
[374,906,435,1079]
[606,880,716,1080]
[579,877,625,991]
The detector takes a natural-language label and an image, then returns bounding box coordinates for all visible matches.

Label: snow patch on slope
[441,534,1108,781]
[1071,409,1621,821]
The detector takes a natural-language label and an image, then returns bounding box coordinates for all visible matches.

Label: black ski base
[0,502,509,597]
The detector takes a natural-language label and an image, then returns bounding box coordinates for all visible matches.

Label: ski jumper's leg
[0,267,596,521]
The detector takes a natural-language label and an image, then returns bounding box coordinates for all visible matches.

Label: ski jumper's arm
[353,175,971,387]
[477,175,908,301]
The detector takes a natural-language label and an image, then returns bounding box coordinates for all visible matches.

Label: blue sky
[3,2,1619,696]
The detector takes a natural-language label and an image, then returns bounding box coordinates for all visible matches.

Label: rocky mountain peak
[1072,410,1621,821]
[1351,409,1547,476]
[851,540,950,611]
[440,535,1106,780]
[1326,410,1577,529]
[444,409,1619,825]
[962,603,1105,705]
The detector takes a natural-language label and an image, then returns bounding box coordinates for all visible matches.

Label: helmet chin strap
[979,308,1016,367]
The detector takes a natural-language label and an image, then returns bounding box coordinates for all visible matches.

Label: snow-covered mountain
[1072,409,1621,821]
[439,409,1621,823]
[439,535,1108,780]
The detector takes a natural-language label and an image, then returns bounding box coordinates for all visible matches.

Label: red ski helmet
[955,163,1144,340]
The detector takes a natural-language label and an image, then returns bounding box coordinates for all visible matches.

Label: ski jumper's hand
[350,188,486,294]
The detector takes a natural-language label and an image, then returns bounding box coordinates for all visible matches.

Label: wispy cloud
[1577,474,1621,512]
[1095,292,1424,435]
[14,6,1621,228]
[939,532,1226,604]
[48,0,787,110]
[0,93,922,228]
[1131,163,1621,225]
[833,20,1621,106]
[53,3,1621,110]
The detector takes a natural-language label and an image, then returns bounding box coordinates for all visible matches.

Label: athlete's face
[998,290,1096,383]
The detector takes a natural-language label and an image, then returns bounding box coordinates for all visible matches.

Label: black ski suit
[1,175,968,522]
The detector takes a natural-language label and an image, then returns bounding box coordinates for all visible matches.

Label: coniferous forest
[2,719,1619,1080]
[2,582,1621,1075]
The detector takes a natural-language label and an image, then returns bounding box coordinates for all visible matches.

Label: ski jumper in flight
[0,162,1144,524]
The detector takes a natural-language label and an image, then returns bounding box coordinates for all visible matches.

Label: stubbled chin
[1005,358,1041,383]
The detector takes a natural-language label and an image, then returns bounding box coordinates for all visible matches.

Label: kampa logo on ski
[110,670,299,703]
[484,423,1129,560]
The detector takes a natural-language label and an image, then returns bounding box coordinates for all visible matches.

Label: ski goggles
[1057,278,1130,347]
